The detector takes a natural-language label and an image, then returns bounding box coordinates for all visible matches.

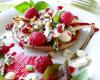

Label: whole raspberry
[60,12,76,25]
[34,56,53,73]
[29,31,47,46]
[24,8,39,19]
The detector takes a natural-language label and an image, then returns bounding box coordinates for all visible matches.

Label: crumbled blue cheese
[63,49,74,58]
[52,10,58,18]
[70,57,91,68]
[17,20,25,29]
[35,19,42,26]
[25,73,38,80]
[53,28,62,38]
[5,72,16,80]
[76,50,87,57]
[44,13,51,18]
[59,30,72,42]
[34,25,39,30]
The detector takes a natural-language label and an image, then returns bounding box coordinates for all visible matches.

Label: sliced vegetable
[15,2,31,14]
[35,1,49,11]
[43,64,60,80]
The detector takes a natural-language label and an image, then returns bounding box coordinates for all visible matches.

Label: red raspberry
[29,31,47,46]
[60,12,76,25]
[24,8,39,19]
[93,27,99,32]
[58,6,63,10]
[34,56,53,73]
[68,66,75,74]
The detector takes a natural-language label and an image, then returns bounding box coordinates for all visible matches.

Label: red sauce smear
[5,53,36,80]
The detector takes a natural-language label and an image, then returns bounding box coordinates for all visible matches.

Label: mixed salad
[6,0,97,52]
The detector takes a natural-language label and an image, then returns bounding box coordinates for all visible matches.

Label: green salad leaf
[15,2,31,14]
[43,64,60,80]
[15,1,49,13]
[35,1,49,11]
[71,68,88,80]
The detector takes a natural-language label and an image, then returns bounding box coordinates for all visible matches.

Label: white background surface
[0,0,100,80]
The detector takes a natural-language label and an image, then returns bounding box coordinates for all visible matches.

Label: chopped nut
[33,25,39,30]
[28,28,34,32]
[48,52,55,58]
[45,21,50,26]
[44,13,51,18]
[30,16,37,22]
[35,19,42,26]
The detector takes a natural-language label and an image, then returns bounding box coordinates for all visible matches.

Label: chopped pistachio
[25,65,35,72]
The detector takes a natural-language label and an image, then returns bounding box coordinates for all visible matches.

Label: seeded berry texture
[60,12,76,25]
[34,56,53,73]
[29,31,47,46]
[24,8,39,19]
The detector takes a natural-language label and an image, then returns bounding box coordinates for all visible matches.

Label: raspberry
[34,56,53,73]
[93,27,99,32]
[68,66,75,74]
[29,31,47,46]
[60,12,76,25]
[58,6,63,10]
[24,8,39,19]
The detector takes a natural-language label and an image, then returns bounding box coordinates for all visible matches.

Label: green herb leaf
[30,0,35,7]
[53,15,60,23]
[53,11,62,23]
[53,38,59,51]
[15,2,31,14]
[71,68,88,80]
[35,1,49,11]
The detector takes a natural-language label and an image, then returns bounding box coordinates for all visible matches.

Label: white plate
[0,1,100,80]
